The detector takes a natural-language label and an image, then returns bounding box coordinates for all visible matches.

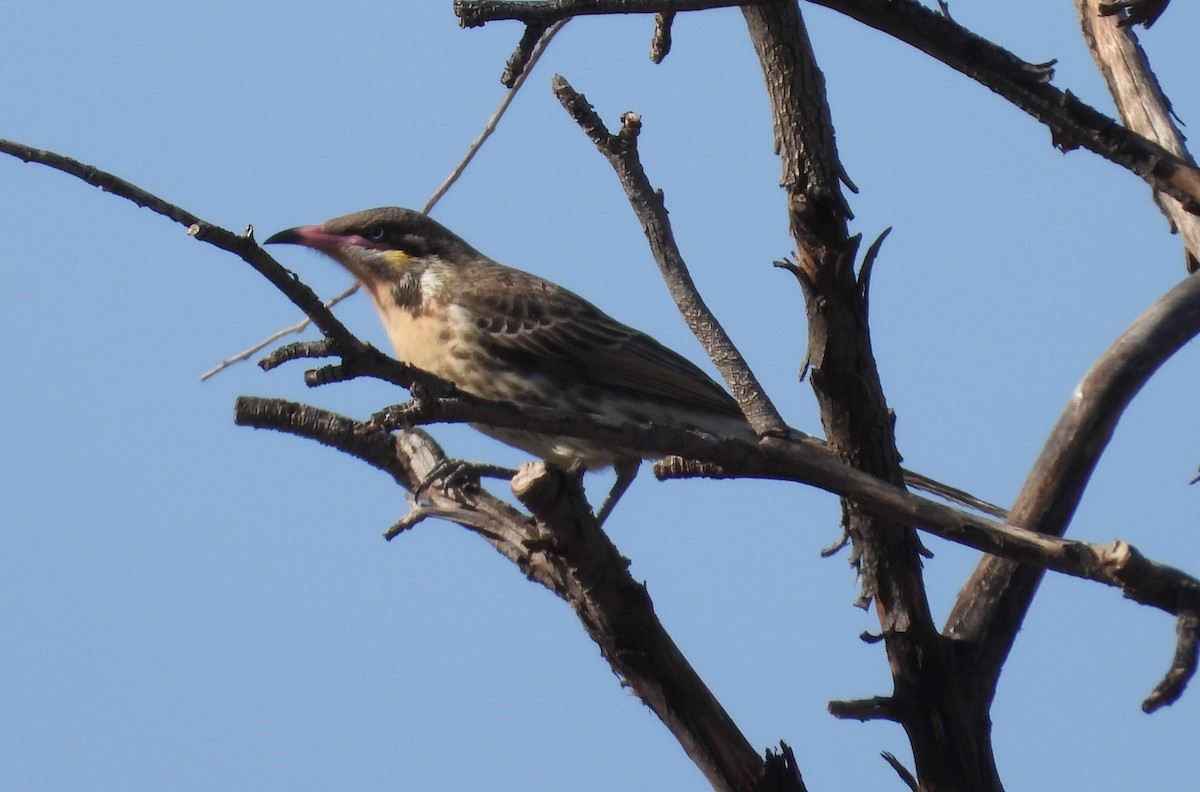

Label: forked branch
[233,397,787,792]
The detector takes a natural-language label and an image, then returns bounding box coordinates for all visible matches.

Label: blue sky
[3,2,1199,789]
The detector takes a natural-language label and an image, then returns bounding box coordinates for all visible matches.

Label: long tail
[900,468,1008,519]
[786,428,1008,519]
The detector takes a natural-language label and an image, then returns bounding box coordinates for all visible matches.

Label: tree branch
[233,397,785,792]
[1143,609,1199,712]
[240,385,1200,708]
[0,138,366,355]
[744,0,940,669]
[827,695,898,722]
[808,0,1200,214]
[550,75,790,438]
[946,270,1200,700]
[455,0,778,28]
[203,18,567,379]
[234,389,1200,774]
[1076,0,1200,272]
[510,462,777,792]
[740,2,993,787]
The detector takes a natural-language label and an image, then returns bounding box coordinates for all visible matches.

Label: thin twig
[235,395,769,791]
[881,752,920,792]
[0,139,360,352]
[856,227,892,321]
[200,283,359,381]
[199,20,568,382]
[425,19,567,211]
[1143,610,1199,712]
[827,696,898,722]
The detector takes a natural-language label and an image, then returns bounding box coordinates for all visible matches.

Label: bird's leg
[593,460,641,526]
[414,458,519,501]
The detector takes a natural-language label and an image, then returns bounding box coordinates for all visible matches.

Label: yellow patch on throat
[381,249,413,270]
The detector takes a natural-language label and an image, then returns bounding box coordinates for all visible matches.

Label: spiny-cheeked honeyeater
[264,207,757,523]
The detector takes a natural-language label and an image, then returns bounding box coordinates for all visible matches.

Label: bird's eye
[367,226,386,242]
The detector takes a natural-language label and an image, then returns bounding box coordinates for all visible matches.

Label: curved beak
[262,226,307,246]
[263,224,344,253]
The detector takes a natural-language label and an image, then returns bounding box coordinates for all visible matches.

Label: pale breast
[360,283,489,394]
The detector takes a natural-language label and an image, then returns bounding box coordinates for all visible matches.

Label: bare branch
[501,22,551,87]
[201,19,567,379]
[1077,0,1200,272]
[363,387,1200,683]
[0,138,363,353]
[762,743,810,792]
[1143,610,1200,712]
[654,449,1009,518]
[550,75,790,438]
[809,0,1200,214]
[455,0,777,28]
[856,227,892,321]
[258,340,337,372]
[200,283,360,382]
[740,15,957,784]
[234,395,775,792]
[947,270,1200,699]
[434,21,568,202]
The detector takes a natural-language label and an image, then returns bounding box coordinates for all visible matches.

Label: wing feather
[455,263,741,416]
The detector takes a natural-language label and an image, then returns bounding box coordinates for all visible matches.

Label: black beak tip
[262,227,300,246]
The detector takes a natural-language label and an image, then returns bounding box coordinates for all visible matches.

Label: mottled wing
[456,264,742,416]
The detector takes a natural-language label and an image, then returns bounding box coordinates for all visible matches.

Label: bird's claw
[414,458,519,501]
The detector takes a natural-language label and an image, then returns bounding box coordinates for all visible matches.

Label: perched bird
[264,207,756,523]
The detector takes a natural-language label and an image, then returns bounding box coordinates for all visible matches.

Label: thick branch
[744,0,939,662]
[1077,0,1200,272]
[511,463,792,792]
[366,393,1200,624]
[947,271,1200,698]
[809,0,1200,214]
[551,75,789,438]
[742,3,984,787]
[247,389,1200,708]
[234,397,786,792]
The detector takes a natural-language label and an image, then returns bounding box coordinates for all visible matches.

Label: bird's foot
[414,458,518,501]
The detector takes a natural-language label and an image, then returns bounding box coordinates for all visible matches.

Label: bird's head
[263,207,481,287]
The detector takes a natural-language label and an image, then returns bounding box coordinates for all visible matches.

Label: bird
[264,206,759,524]
[264,208,1006,523]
